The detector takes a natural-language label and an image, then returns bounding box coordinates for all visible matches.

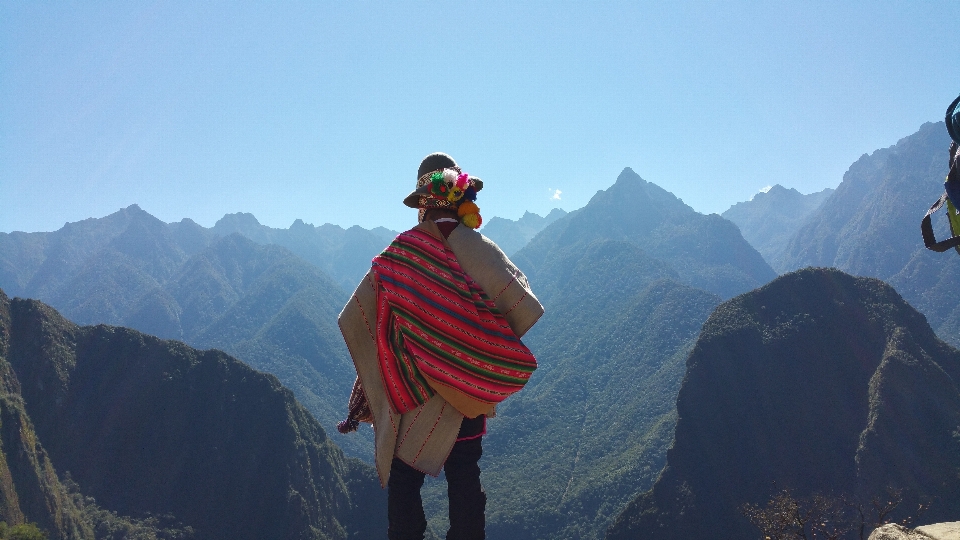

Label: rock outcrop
[607,268,960,539]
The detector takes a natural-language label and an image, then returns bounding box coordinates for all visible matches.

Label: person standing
[337,152,543,539]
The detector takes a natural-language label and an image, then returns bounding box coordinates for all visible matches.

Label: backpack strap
[922,192,960,252]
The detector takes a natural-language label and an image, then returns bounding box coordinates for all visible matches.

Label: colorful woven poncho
[372,226,537,417]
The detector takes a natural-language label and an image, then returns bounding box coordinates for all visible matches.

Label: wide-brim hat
[947,94,960,145]
[403,152,483,208]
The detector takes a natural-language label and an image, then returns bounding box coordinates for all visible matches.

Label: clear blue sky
[3,1,959,233]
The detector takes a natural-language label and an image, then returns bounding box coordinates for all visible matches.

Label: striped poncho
[372,227,537,418]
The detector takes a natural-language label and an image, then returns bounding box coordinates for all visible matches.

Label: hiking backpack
[921,93,960,253]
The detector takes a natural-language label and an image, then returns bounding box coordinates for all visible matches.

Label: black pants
[387,436,485,540]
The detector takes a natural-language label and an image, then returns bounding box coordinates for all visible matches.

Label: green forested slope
[1,290,385,540]
[435,168,765,539]
[607,269,960,539]
[0,332,87,540]
[423,238,719,538]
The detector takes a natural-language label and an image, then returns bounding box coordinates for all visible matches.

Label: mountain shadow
[0,289,386,540]
[722,185,834,269]
[606,268,960,540]
[513,168,776,300]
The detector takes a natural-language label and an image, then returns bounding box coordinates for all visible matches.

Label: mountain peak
[214,212,261,229]
[616,167,644,184]
[289,218,315,230]
[763,184,795,196]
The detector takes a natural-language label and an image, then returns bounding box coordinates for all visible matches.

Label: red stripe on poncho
[372,227,537,415]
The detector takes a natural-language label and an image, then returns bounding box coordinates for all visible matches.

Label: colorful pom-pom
[430,174,447,196]
[456,173,470,189]
[447,187,464,202]
[464,187,477,201]
[442,169,458,185]
[457,201,479,216]
[461,213,482,229]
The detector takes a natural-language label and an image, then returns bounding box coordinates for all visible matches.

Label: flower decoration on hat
[429,169,473,204]
[419,167,483,229]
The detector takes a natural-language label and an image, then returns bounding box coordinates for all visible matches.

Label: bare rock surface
[916,522,960,540]
[869,524,931,539]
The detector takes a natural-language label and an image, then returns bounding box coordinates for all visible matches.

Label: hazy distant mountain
[0,206,372,459]
[772,122,960,347]
[211,213,397,292]
[606,269,960,539]
[514,167,776,300]
[0,205,190,317]
[778,122,947,277]
[1,289,385,539]
[722,185,834,269]
[480,208,567,256]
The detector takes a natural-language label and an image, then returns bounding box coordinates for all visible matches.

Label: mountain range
[0,289,385,539]
[4,118,959,539]
[208,212,397,292]
[768,121,960,350]
[480,209,568,256]
[606,268,960,539]
[0,167,772,540]
[721,184,834,268]
[513,167,777,301]
[0,207,374,459]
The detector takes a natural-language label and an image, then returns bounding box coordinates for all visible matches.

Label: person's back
[337,153,543,539]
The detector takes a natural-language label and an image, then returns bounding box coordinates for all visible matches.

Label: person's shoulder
[449,226,508,257]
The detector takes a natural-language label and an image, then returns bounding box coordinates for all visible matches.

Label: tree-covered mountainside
[778,122,948,278]
[773,121,960,348]
[479,246,719,540]
[480,208,567,256]
[0,289,385,540]
[0,304,87,540]
[721,185,834,269]
[513,167,776,300]
[422,199,722,538]
[0,207,370,458]
[606,268,960,540]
